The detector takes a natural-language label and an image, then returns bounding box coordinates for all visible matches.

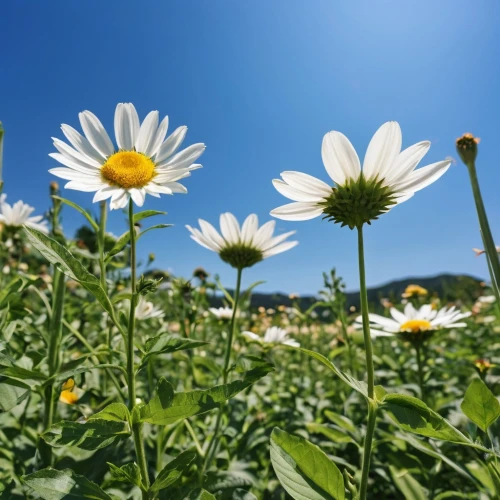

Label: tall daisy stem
[202,267,243,475]
[357,225,377,500]
[415,343,426,403]
[465,160,500,305]
[126,200,150,496]
[98,201,108,291]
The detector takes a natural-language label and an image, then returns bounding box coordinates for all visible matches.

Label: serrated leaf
[133,209,167,223]
[140,363,273,425]
[23,227,114,315]
[296,348,367,398]
[89,403,130,423]
[42,418,130,450]
[150,449,196,492]
[22,468,112,499]
[461,378,500,432]
[108,462,142,488]
[383,393,471,444]
[270,428,344,500]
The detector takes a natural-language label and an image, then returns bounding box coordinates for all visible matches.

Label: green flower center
[219,245,263,269]
[319,175,397,229]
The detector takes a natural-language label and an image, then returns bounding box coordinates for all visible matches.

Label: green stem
[357,225,376,500]
[40,267,66,466]
[98,201,108,291]
[126,200,150,496]
[466,161,500,305]
[202,267,243,474]
[415,343,426,403]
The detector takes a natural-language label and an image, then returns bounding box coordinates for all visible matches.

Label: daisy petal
[114,103,140,151]
[322,131,361,185]
[270,202,323,221]
[363,121,402,180]
[79,111,115,158]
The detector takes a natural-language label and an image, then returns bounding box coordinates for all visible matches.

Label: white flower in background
[271,121,451,228]
[477,295,496,304]
[355,303,471,339]
[0,195,48,233]
[209,307,234,320]
[186,213,298,269]
[242,327,300,347]
[134,297,164,320]
[49,103,205,210]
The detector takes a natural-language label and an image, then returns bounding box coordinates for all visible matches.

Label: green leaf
[89,403,130,424]
[140,363,273,425]
[108,462,142,488]
[138,223,173,239]
[105,230,130,260]
[0,379,30,411]
[183,490,217,500]
[382,393,471,444]
[461,378,500,432]
[0,364,47,387]
[232,490,258,500]
[306,422,353,443]
[270,428,345,500]
[140,335,209,367]
[296,348,367,398]
[133,209,167,223]
[150,449,197,492]
[323,411,357,434]
[23,227,114,315]
[52,196,99,232]
[22,468,112,499]
[389,466,427,500]
[41,418,130,450]
[0,277,25,307]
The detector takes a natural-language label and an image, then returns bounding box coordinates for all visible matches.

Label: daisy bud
[456,133,480,165]
[474,358,492,374]
[50,181,60,196]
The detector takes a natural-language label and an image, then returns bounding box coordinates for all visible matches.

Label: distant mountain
[213,273,483,313]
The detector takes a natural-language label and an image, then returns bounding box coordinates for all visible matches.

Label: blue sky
[1,1,499,294]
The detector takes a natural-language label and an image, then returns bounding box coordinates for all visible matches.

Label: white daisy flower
[355,303,471,340]
[49,103,205,210]
[134,297,164,321]
[0,195,48,233]
[271,121,451,228]
[242,327,300,347]
[186,213,298,269]
[209,307,234,320]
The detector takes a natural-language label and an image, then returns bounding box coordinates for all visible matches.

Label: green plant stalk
[357,225,376,500]
[40,267,66,466]
[466,160,500,305]
[98,201,108,291]
[126,200,150,496]
[202,267,243,474]
[415,343,426,404]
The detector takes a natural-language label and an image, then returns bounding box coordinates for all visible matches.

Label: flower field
[0,106,499,500]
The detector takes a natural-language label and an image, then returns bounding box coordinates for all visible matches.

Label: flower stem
[40,267,66,466]
[466,160,500,305]
[415,343,426,403]
[126,200,150,496]
[357,225,376,500]
[201,267,243,475]
[98,201,107,291]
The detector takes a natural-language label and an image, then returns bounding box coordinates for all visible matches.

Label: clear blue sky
[1,1,499,294]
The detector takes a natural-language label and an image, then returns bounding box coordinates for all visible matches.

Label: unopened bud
[50,181,60,195]
[456,133,480,165]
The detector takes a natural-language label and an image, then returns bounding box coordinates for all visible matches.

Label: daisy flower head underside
[356,303,471,343]
[186,213,298,269]
[271,121,452,229]
[243,326,300,347]
[50,103,205,210]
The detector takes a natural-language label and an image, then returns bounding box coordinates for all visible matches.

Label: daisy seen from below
[271,121,451,228]
[186,213,298,270]
[243,327,300,347]
[0,195,48,233]
[189,213,297,474]
[209,307,234,320]
[356,303,471,342]
[269,121,452,500]
[49,103,205,210]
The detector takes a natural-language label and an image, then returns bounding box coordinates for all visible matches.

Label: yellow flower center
[400,319,432,333]
[101,151,155,189]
